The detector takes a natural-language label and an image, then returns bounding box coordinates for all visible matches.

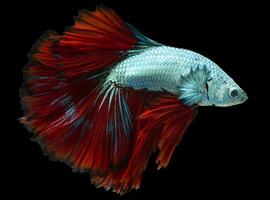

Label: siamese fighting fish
[20,6,248,194]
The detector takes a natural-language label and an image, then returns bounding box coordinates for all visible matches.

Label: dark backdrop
[6,0,267,199]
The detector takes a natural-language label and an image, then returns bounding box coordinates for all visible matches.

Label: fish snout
[239,90,248,103]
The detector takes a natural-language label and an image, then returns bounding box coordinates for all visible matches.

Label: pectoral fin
[178,66,210,106]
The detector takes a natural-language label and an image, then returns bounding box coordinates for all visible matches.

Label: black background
[5,0,267,199]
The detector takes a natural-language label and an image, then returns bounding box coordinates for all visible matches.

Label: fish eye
[229,88,239,98]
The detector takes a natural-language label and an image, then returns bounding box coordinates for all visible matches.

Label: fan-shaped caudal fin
[90,94,197,194]
[21,5,194,195]
[21,6,139,172]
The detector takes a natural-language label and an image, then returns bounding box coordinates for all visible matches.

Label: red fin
[21,6,138,172]
[89,94,197,194]
[145,95,197,169]
[55,6,137,79]
[21,6,194,195]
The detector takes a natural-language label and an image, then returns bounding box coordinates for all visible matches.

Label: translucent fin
[178,65,210,106]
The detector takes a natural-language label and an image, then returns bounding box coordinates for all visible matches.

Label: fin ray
[20,5,191,195]
[178,65,210,106]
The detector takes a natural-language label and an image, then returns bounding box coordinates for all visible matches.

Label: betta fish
[20,6,248,194]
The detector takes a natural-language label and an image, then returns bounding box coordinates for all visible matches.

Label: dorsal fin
[55,6,159,79]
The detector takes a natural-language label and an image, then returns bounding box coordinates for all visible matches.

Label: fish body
[108,45,247,106]
[108,46,202,94]
[20,6,247,195]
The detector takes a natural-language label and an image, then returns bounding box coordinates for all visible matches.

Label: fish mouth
[240,92,248,103]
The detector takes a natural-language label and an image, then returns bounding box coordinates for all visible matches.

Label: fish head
[198,67,248,107]
[178,64,248,107]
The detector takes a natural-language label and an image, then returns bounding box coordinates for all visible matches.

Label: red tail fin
[21,6,196,194]
[21,6,138,172]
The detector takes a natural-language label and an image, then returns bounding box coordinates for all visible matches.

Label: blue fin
[127,23,161,47]
[178,66,210,106]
